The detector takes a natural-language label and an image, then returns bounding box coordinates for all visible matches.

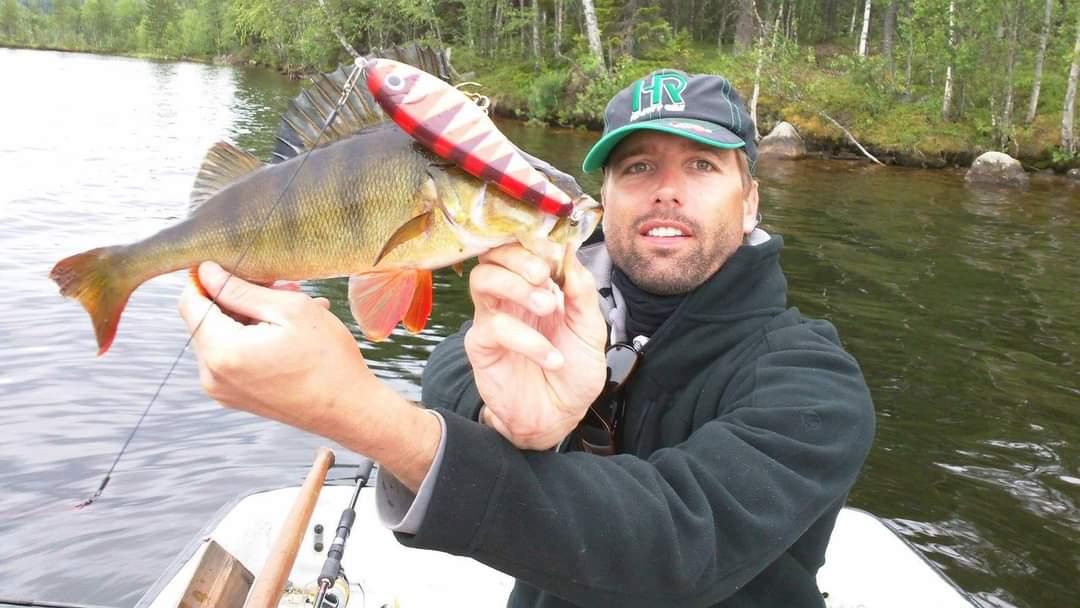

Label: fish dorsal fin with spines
[189,141,264,213]
[271,44,458,163]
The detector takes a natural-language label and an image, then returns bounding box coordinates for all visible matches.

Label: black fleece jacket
[402,235,876,607]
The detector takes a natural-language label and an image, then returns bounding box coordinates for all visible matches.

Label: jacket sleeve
[407,321,876,607]
[420,321,484,421]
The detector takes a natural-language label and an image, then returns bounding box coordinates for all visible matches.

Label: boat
[137,456,978,608]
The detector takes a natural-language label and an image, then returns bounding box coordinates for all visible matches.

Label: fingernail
[529,290,554,312]
[544,350,564,369]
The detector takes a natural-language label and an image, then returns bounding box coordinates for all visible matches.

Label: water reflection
[0,49,1077,608]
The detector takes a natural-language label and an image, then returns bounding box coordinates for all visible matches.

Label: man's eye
[691,159,716,171]
[624,161,650,174]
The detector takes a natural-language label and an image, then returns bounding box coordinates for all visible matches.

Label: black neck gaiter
[611,266,686,340]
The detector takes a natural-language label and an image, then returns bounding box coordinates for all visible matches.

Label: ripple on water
[1,50,1078,608]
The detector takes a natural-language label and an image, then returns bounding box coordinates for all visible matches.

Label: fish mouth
[571,195,603,242]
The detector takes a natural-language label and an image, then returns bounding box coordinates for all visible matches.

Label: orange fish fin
[189,266,210,298]
[374,211,433,267]
[348,270,420,341]
[402,270,433,334]
[49,246,138,356]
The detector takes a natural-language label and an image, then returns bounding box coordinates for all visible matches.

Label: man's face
[600,131,759,295]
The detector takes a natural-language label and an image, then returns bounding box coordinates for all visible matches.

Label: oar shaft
[244,447,335,608]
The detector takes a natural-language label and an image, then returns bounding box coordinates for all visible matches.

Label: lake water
[0,48,1077,607]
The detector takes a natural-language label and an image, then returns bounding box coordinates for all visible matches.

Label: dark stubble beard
[607,213,744,296]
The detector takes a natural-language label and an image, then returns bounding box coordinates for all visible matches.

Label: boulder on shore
[964,152,1028,186]
[1067,168,1080,181]
[758,121,807,161]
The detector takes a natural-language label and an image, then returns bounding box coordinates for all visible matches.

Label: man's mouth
[639,220,693,239]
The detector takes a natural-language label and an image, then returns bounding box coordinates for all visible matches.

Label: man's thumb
[198,262,282,324]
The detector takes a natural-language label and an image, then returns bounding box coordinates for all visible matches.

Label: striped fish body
[147,126,554,282]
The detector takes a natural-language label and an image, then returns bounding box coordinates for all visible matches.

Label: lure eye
[384,73,406,92]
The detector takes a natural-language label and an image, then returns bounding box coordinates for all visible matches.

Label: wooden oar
[244,447,336,608]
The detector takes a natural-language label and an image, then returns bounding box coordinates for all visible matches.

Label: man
[179,69,875,607]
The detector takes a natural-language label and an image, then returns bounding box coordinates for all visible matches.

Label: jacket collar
[579,228,788,386]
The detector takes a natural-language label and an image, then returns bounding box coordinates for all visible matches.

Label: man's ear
[742,180,760,234]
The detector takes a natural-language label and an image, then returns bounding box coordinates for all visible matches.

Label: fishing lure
[365,58,576,218]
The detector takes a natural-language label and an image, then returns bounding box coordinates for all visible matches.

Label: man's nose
[652,166,681,205]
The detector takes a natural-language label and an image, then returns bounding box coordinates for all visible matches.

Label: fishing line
[75,60,368,510]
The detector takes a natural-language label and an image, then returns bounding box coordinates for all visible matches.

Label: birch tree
[1025,0,1053,124]
[581,0,605,71]
[553,0,563,56]
[857,0,871,56]
[999,0,1023,149]
[736,0,755,51]
[882,0,899,73]
[942,0,957,119]
[531,0,541,68]
[1063,14,1080,153]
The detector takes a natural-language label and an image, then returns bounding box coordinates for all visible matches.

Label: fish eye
[385,73,406,91]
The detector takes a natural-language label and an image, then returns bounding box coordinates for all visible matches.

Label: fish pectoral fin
[451,262,465,277]
[190,142,265,213]
[348,269,431,341]
[374,211,434,266]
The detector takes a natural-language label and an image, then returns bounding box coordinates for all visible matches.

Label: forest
[3,0,1079,169]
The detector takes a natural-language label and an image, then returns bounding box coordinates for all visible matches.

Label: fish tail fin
[348,269,434,341]
[49,246,137,356]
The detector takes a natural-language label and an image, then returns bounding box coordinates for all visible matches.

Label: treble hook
[454,82,491,114]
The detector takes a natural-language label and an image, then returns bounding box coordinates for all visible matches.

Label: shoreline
[5,43,1075,176]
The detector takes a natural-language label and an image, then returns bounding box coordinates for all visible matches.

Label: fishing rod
[313,458,376,608]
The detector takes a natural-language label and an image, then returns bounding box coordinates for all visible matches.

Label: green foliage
[1,0,1071,161]
[526,69,569,123]
[2,0,20,41]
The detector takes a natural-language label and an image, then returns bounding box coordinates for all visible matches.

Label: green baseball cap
[582,69,757,173]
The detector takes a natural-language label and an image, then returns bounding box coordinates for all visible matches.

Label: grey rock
[1067,168,1080,181]
[965,151,1028,186]
[758,121,807,161]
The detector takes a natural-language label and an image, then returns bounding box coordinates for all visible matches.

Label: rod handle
[244,447,335,608]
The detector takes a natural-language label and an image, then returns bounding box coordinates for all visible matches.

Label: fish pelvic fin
[348,269,433,341]
[49,246,137,356]
[189,142,264,213]
[403,270,433,334]
[189,266,210,298]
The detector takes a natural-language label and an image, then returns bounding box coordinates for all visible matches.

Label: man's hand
[465,243,608,450]
[177,262,439,490]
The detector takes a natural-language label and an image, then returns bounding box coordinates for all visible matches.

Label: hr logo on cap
[629,72,687,122]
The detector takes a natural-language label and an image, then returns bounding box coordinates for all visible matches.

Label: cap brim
[581,118,745,173]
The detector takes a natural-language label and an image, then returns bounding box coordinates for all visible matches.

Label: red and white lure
[364,58,576,218]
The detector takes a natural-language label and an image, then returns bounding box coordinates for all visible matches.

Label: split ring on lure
[365,58,576,218]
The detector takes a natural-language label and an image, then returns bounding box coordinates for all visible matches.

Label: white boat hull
[138,480,976,607]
